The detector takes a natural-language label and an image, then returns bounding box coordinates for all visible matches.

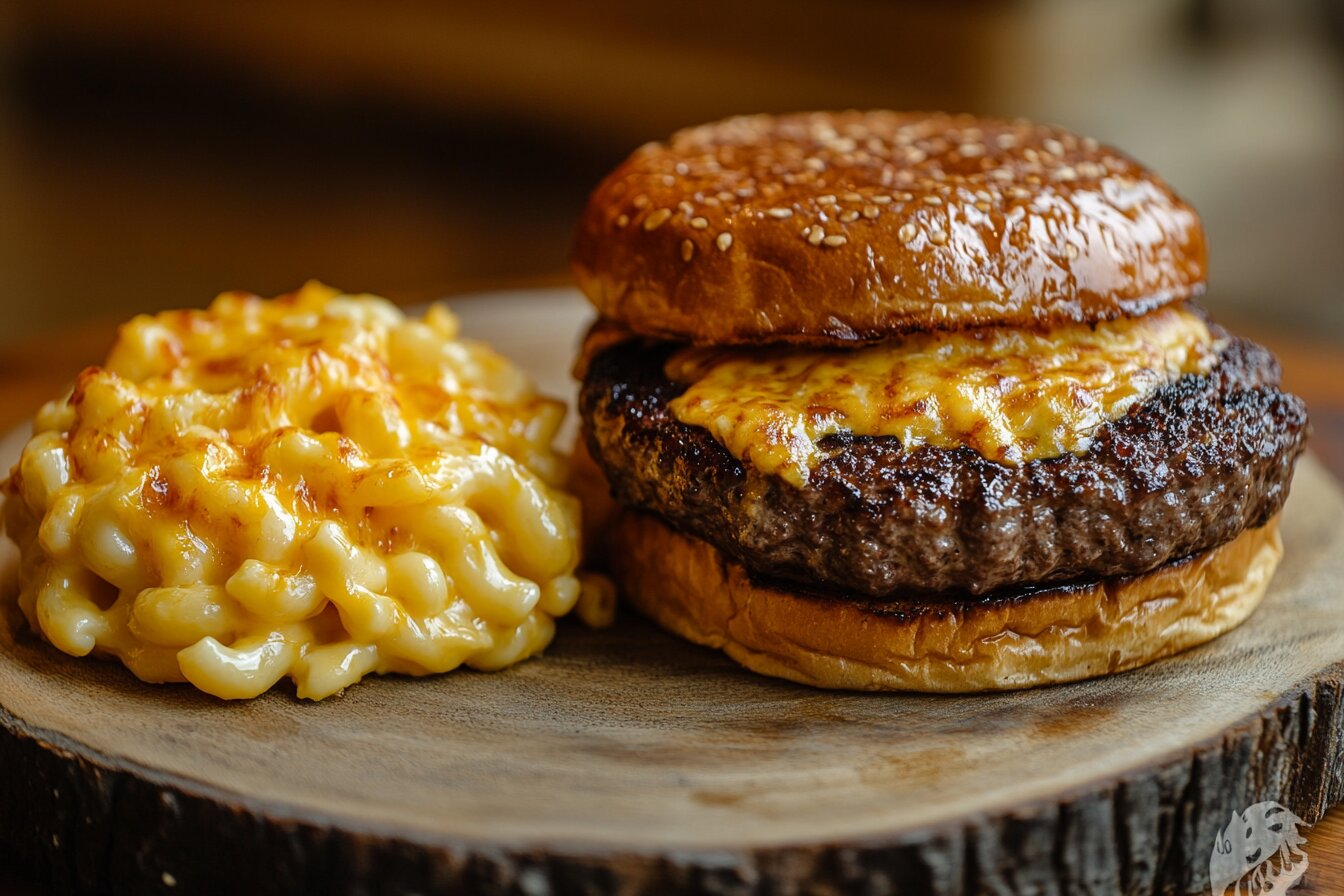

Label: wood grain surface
[0,290,1341,896]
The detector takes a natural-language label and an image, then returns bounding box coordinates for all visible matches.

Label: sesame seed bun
[571,111,1207,345]
[605,509,1281,692]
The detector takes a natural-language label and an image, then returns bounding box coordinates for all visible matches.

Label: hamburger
[569,111,1308,691]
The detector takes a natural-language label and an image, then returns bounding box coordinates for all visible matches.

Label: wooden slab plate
[0,289,1340,896]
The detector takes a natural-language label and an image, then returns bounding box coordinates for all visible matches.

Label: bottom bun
[606,511,1283,692]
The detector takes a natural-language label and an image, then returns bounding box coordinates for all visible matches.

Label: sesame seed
[862,205,880,219]
[808,228,826,246]
[633,194,650,209]
[959,143,985,157]
[615,214,629,228]
[974,201,991,212]
[896,192,915,201]
[661,175,676,187]
[767,207,794,219]
[681,239,695,261]
[1043,138,1065,157]
[800,226,813,239]
[898,223,918,243]
[818,194,837,205]
[690,216,708,230]
[678,200,695,215]
[873,194,893,204]
[643,208,672,231]
[923,195,943,206]
[930,229,949,245]
[823,234,848,247]
[842,191,863,202]
[1065,244,1079,260]
[674,162,690,175]
[803,158,826,172]
[1082,136,1100,151]
[1053,166,1077,181]
[716,232,733,251]
[996,133,1018,149]
[839,209,861,223]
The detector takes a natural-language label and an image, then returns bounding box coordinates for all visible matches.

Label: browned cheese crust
[607,510,1283,692]
[571,111,1207,345]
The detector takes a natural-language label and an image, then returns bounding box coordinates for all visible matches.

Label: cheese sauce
[666,307,1219,487]
[2,283,596,700]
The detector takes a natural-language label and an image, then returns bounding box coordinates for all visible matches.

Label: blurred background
[0,0,1341,344]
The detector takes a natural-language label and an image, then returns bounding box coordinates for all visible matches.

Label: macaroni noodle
[3,282,588,699]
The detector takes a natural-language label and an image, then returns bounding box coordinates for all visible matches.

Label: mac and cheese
[3,282,592,699]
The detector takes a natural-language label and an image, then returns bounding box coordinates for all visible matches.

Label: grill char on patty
[579,329,1309,598]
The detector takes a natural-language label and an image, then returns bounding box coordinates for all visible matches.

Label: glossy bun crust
[572,112,1207,345]
[606,510,1282,692]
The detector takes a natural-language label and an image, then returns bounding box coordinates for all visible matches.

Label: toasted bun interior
[604,510,1282,692]
[572,111,1206,346]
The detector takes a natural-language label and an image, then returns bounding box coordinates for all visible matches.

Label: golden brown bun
[606,511,1281,692]
[572,111,1206,346]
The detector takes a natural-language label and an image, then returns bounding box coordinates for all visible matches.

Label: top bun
[571,111,1206,345]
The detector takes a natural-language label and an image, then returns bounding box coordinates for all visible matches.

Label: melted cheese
[2,282,606,700]
[666,307,1218,488]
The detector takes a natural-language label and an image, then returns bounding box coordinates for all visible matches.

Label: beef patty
[579,331,1309,597]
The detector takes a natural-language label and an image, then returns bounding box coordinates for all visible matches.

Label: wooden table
[0,303,1339,895]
